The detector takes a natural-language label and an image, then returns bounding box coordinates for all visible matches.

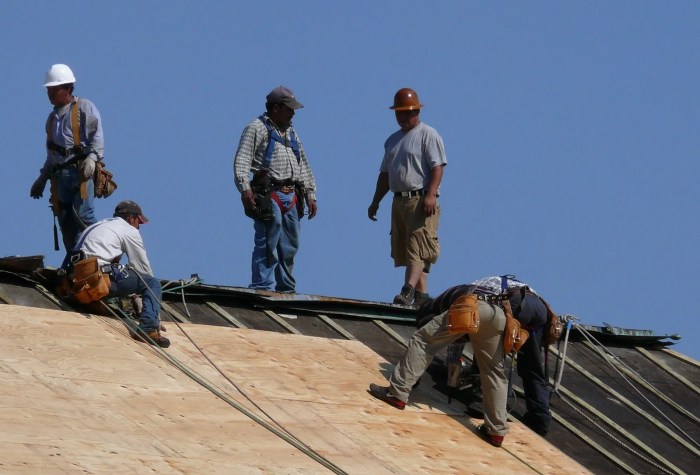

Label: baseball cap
[114,200,149,224]
[266,86,304,109]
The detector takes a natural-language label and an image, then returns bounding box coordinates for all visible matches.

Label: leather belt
[475,293,509,304]
[394,190,425,197]
[271,179,298,194]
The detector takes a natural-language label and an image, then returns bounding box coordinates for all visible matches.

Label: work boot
[393,284,415,305]
[132,329,171,348]
[477,424,504,448]
[413,290,430,307]
[368,383,406,410]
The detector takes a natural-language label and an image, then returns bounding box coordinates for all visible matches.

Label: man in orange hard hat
[368,88,447,306]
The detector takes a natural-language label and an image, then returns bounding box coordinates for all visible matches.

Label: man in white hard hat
[30,64,105,256]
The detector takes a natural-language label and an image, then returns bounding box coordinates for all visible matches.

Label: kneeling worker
[73,200,169,348]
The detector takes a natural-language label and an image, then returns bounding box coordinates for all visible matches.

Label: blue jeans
[108,266,162,333]
[55,167,95,252]
[250,191,300,292]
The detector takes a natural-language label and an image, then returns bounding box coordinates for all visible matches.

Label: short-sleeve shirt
[380,122,447,192]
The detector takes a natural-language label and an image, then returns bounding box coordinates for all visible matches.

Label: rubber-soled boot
[132,330,171,348]
[393,284,415,305]
[413,291,430,307]
[477,424,504,447]
[368,383,406,410]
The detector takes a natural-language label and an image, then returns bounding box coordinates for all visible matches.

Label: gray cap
[266,86,304,109]
[114,200,149,223]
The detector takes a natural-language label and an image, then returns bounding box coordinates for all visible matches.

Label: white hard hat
[43,64,76,87]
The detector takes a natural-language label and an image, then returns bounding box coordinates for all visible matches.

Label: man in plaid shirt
[233,86,317,292]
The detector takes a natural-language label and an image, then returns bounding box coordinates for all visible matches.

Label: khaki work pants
[388,300,509,436]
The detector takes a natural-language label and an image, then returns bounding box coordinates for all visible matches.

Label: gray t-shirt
[380,122,447,192]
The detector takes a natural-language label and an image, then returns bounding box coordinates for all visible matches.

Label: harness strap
[71,99,81,145]
[270,190,298,215]
[72,220,103,253]
[258,115,301,170]
[70,100,89,200]
[46,100,89,199]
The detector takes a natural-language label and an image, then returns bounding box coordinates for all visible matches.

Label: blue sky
[2,1,699,359]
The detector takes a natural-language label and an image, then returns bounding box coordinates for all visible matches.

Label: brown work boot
[132,329,171,348]
[393,284,415,305]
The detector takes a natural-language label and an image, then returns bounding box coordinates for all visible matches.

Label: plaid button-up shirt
[233,114,317,201]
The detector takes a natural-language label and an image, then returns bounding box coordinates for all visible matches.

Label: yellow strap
[71,99,90,194]
[71,99,81,146]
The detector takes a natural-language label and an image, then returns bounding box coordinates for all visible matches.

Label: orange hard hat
[390,88,423,110]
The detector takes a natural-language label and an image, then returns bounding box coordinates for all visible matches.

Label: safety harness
[46,100,87,250]
[257,115,302,215]
[46,99,89,199]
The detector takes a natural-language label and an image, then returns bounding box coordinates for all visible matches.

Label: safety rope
[109,271,349,475]
[551,314,576,393]
[573,323,700,449]
[556,391,676,475]
[161,276,202,293]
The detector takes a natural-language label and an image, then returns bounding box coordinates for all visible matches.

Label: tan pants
[388,300,509,436]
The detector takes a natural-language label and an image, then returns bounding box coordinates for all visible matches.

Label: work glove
[30,176,48,199]
[81,154,96,180]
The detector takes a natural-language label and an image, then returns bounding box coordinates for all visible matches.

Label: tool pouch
[245,171,274,221]
[446,294,480,334]
[94,160,118,198]
[543,300,563,346]
[502,300,529,354]
[67,257,110,304]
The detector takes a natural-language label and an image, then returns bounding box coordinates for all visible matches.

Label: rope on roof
[99,280,349,475]
[575,324,700,451]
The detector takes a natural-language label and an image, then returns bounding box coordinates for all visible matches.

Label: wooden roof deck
[0,305,589,474]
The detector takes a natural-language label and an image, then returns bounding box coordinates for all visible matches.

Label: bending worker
[441,276,554,437]
[369,281,508,447]
[72,200,169,348]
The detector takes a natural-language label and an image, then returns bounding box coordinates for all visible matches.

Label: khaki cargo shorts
[390,196,440,270]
